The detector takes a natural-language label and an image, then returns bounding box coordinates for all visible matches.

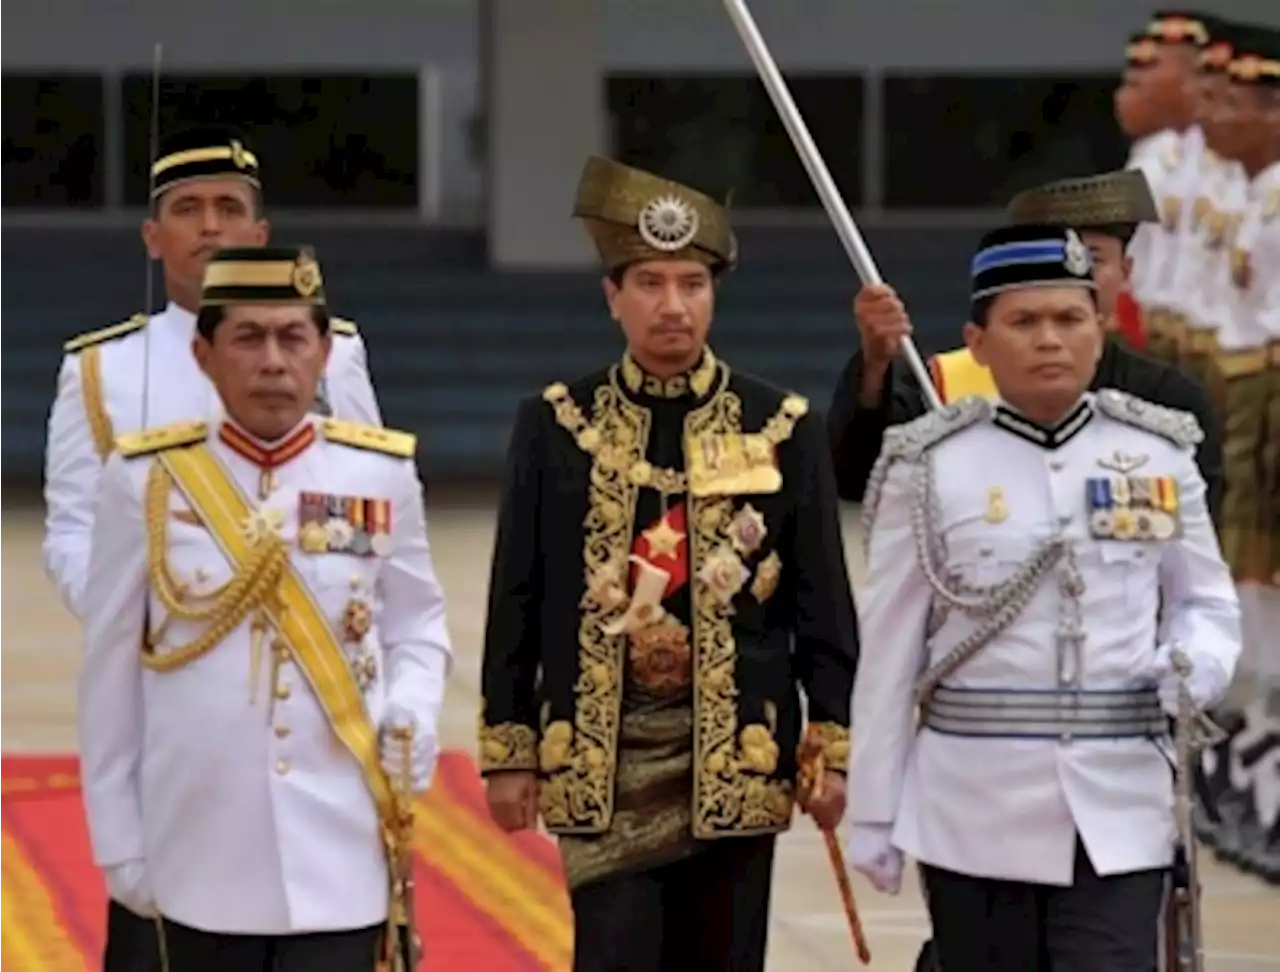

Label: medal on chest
[1086,474,1181,541]
[297,491,393,557]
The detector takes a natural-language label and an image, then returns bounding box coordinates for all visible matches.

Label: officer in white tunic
[846,224,1241,971]
[76,246,449,971]
[45,126,382,622]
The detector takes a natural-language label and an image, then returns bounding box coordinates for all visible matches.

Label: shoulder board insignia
[322,418,416,458]
[330,317,359,337]
[859,398,990,548]
[1095,389,1203,449]
[116,421,207,459]
[883,397,992,463]
[64,313,148,353]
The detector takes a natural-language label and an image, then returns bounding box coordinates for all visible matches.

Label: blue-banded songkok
[970,224,1096,302]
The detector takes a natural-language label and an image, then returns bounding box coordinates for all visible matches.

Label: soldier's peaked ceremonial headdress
[572,156,737,273]
[201,246,326,307]
[151,125,261,200]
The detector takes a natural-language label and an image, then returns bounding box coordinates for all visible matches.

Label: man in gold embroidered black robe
[477,156,860,972]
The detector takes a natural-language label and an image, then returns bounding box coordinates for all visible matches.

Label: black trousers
[570,835,776,972]
[104,900,163,972]
[922,840,1166,972]
[155,917,384,972]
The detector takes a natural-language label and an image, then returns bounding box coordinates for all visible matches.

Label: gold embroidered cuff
[478,721,539,773]
[808,722,851,773]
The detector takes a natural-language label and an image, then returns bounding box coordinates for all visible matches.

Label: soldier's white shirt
[1183,154,1247,334]
[76,415,451,935]
[1148,125,1209,314]
[43,302,382,619]
[1227,160,1280,349]
[849,392,1240,886]
[1127,128,1185,306]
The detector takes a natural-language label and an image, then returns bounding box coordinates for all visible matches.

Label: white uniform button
[1050,460,1065,472]
[1057,514,1071,526]
[274,725,291,739]
[275,683,291,701]
[275,758,290,775]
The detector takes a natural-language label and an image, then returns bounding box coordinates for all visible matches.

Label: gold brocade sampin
[686,433,781,497]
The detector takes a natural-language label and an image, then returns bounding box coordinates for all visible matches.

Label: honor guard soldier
[76,247,449,971]
[828,169,1222,516]
[1151,15,1238,384]
[477,156,859,972]
[1178,20,1250,419]
[846,224,1241,972]
[1203,26,1280,880]
[45,126,382,620]
[1119,11,1214,362]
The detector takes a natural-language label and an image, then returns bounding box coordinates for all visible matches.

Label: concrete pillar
[484,0,604,269]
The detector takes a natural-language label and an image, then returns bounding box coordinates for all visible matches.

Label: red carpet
[1,752,573,971]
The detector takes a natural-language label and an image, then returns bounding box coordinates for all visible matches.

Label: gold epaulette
[116,421,208,459]
[330,317,358,337]
[321,418,416,458]
[63,313,148,353]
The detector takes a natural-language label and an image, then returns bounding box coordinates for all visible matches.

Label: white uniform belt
[923,686,1165,740]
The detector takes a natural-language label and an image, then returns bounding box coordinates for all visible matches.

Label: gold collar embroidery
[620,349,718,399]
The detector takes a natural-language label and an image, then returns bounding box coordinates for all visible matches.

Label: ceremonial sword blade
[718,0,940,409]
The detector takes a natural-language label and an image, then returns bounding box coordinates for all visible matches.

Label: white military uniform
[1186,152,1248,352]
[1228,161,1280,681]
[849,391,1240,886]
[1146,125,1209,334]
[1127,129,1185,310]
[44,302,382,619]
[76,414,450,935]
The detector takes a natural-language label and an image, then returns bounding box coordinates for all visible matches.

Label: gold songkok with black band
[151,126,261,200]
[200,247,325,307]
[572,155,737,273]
[1006,169,1159,230]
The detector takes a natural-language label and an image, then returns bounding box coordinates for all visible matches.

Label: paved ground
[3,496,1277,969]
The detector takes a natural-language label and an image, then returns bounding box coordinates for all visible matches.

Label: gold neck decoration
[620,349,718,400]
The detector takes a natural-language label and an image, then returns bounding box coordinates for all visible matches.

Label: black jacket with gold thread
[478,350,860,839]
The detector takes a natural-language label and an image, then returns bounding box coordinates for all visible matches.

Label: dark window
[606,73,863,208]
[3,73,105,207]
[121,74,419,207]
[882,74,1129,208]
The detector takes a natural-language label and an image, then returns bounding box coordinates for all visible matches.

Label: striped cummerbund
[922,686,1166,740]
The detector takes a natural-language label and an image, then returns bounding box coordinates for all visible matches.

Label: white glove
[106,859,156,917]
[1152,644,1230,716]
[380,702,439,793]
[846,823,904,895]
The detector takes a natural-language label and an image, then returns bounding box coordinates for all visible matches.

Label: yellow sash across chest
[156,443,399,834]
